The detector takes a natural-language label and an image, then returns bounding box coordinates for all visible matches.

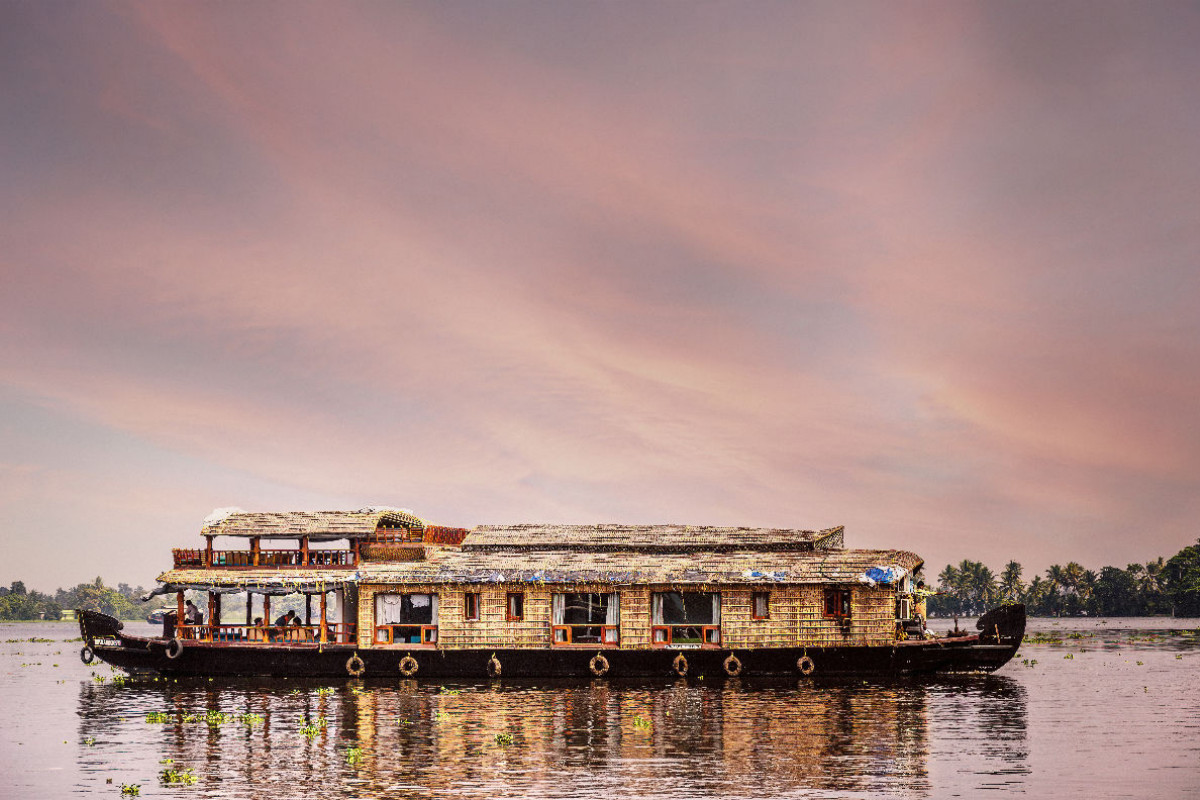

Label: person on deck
[184,600,203,626]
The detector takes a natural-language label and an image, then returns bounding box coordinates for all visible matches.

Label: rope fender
[398,654,418,677]
[589,652,610,677]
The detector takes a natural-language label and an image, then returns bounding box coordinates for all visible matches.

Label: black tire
[672,653,688,677]
[487,654,502,678]
[723,654,743,676]
[165,638,184,659]
[797,655,815,676]
[346,653,366,677]
[80,646,95,665]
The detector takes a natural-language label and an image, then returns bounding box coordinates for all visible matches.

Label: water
[1,618,1197,799]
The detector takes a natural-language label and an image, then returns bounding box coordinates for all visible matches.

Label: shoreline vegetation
[2,537,1197,622]
[928,538,1200,618]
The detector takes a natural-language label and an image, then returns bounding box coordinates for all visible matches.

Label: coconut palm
[998,561,1024,603]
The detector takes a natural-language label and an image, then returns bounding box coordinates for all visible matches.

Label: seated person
[184,600,204,626]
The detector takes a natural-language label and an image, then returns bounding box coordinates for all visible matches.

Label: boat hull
[81,605,1026,679]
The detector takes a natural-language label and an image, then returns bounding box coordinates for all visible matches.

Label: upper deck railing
[172,547,358,569]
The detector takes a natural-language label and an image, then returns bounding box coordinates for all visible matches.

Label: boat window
[506,592,524,621]
[752,592,770,620]
[551,593,619,645]
[374,593,439,645]
[464,592,480,621]
[651,591,721,646]
[824,588,852,618]
[376,593,437,625]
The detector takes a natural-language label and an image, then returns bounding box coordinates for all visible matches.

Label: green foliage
[159,766,199,785]
[0,577,150,620]
[929,539,1200,617]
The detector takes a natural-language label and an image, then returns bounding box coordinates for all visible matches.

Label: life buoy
[346,653,366,677]
[723,653,743,676]
[486,654,502,677]
[398,654,419,677]
[797,655,815,676]
[80,646,95,665]
[589,653,610,677]
[165,638,184,660]
[672,653,688,677]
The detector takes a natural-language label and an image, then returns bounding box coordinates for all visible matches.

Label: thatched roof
[200,508,425,540]
[462,524,845,553]
[157,546,921,591]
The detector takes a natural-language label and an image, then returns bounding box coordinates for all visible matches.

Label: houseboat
[78,507,1025,678]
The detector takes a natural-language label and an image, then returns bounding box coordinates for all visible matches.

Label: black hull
[82,605,1026,680]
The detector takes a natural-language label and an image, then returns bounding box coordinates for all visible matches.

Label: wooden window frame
[464,592,480,622]
[823,587,852,619]
[751,591,770,620]
[506,592,524,622]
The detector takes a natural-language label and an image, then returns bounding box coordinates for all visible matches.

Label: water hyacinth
[159,766,199,785]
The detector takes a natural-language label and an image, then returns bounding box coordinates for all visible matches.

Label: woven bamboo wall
[358,582,899,650]
[433,586,552,649]
[619,587,652,648]
[713,586,896,648]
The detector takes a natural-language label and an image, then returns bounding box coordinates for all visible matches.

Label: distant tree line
[0,578,149,621]
[928,538,1200,618]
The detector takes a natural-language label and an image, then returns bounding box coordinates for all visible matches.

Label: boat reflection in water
[76,676,1028,798]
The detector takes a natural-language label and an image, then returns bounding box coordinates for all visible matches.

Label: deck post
[301,536,309,566]
[245,591,253,626]
[204,535,214,567]
[263,595,271,627]
[305,593,312,625]
[209,591,220,638]
[320,592,328,644]
[353,538,360,566]
[176,591,184,634]
[252,537,260,567]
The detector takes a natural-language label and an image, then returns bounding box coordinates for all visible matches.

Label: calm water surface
[1,618,1197,799]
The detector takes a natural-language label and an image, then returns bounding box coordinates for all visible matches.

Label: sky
[2,1,1199,591]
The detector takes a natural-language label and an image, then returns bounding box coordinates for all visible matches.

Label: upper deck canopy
[462,524,845,553]
[200,508,425,541]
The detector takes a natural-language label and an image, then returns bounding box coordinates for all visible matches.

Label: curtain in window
[375,593,404,624]
[651,593,664,624]
[429,594,438,624]
[605,593,619,626]
[551,594,566,625]
[712,593,721,625]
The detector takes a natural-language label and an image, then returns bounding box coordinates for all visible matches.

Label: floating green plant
[344,745,363,765]
[316,687,335,696]
[84,737,95,746]
[145,712,172,724]
[159,766,199,785]
[1063,653,1074,660]
[494,732,514,746]
[300,717,328,739]
[120,784,140,795]
[632,716,652,731]
[238,713,265,726]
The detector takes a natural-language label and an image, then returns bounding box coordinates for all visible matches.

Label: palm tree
[998,561,1025,603]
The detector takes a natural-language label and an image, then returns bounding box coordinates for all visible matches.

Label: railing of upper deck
[172,547,358,569]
